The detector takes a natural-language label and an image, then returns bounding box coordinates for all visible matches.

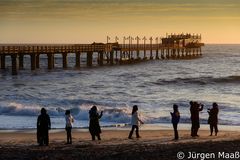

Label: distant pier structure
[0,33,204,75]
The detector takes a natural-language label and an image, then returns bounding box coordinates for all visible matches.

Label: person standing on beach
[208,102,219,136]
[65,110,74,144]
[128,105,144,139]
[189,101,194,136]
[37,108,51,146]
[190,101,203,137]
[170,104,180,140]
[89,106,103,140]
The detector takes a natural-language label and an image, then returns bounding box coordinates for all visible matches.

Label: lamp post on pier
[155,37,159,59]
[115,36,119,59]
[123,36,127,58]
[123,36,127,49]
[130,37,134,58]
[107,36,110,44]
[127,36,132,60]
[143,36,147,59]
[155,37,159,44]
[135,36,140,59]
[149,36,153,59]
[107,36,111,57]
[115,36,119,43]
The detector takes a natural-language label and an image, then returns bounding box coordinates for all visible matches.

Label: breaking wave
[151,75,240,85]
[0,102,236,126]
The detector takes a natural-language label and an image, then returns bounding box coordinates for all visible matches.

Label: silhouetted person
[190,101,203,137]
[37,108,51,146]
[171,104,180,140]
[128,105,144,139]
[89,106,103,140]
[189,101,194,136]
[65,110,74,144]
[208,102,219,136]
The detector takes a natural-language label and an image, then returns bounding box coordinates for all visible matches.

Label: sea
[0,44,240,129]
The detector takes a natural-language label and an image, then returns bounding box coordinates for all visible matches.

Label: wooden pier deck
[0,34,204,75]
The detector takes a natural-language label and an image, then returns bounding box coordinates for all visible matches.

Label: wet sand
[0,129,239,160]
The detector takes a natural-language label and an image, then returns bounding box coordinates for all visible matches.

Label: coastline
[1,123,240,132]
[0,129,239,160]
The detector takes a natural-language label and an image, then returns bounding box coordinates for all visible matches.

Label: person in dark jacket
[170,104,180,140]
[208,102,219,136]
[89,106,103,140]
[37,108,51,146]
[190,101,203,137]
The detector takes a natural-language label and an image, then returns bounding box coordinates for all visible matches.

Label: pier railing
[0,44,115,55]
[0,42,204,55]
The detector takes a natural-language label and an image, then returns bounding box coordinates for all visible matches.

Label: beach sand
[0,129,239,160]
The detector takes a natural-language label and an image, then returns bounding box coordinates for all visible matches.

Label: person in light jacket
[65,110,74,144]
[128,105,144,139]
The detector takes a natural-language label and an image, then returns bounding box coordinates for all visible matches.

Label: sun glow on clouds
[0,0,240,44]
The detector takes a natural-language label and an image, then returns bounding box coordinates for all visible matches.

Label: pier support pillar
[11,54,18,75]
[137,50,140,60]
[87,52,93,67]
[130,51,133,60]
[143,50,147,60]
[75,52,81,68]
[166,48,170,59]
[127,51,130,61]
[106,52,110,64]
[150,50,153,60]
[155,49,159,59]
[62,53,68,69]
[177,49,180,58]
[181,49,185,57]
[52,54,55,69]
[98,51,104,66]
[110,51,114,65]
[172,49,176,59]
[31,54,36,70]
[196,48,199,55]
[161,49,165,59]
[188,49,191,57]
[36,54,40,69]
[19,55,24,69]
[119,50,123,64]
[47,54,54,69]
[115,51,118,63]
[1,55,5,69]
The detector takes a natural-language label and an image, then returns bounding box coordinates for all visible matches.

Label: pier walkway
[0,34,204,75]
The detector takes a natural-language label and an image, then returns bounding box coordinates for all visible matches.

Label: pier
[0,34,204,75]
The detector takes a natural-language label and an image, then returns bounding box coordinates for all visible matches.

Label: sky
[0,0,240,44]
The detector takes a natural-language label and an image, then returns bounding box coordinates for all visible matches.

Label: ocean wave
[0,102,131,122]
[151,75,240,85]
[0,102,237,125]
[0,102,41,116]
